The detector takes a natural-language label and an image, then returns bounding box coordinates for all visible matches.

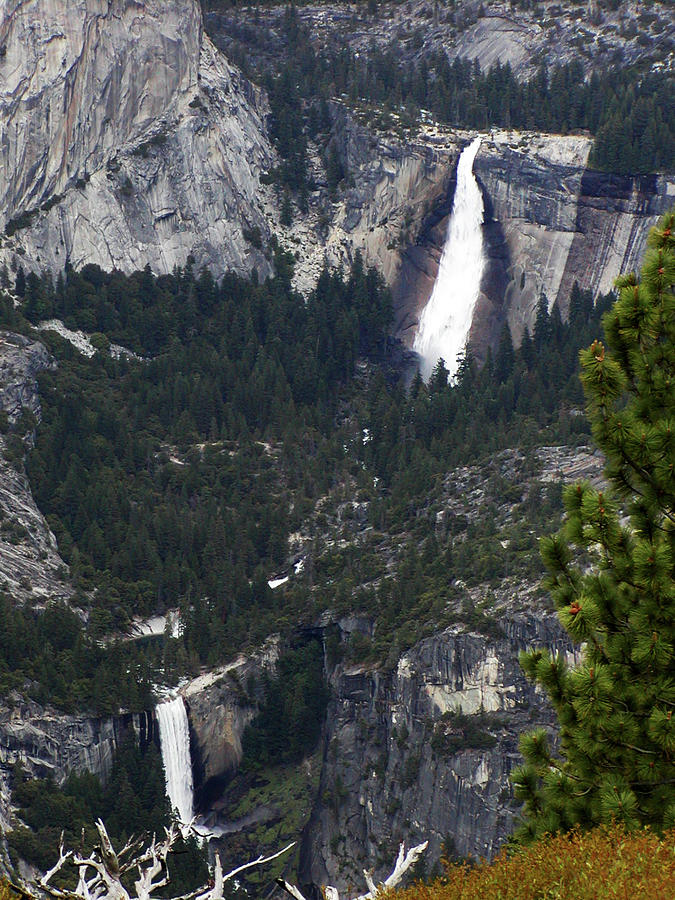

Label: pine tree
[533,292,551,349]
[512,210,675,839]
[495,322,515,383]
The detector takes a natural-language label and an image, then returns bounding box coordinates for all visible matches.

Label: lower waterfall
[413,136,485,380]
[156,696,194,829]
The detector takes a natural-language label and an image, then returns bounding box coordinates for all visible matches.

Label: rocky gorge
[0,0,673,894]
[0,603,571,885]
[0,437,605,891]
[2,1,673,348]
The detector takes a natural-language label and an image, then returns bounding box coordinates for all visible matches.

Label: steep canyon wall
[394,131,675,356]
[1,2,672,349]
[0,700,153,830]
[0,0,274,279]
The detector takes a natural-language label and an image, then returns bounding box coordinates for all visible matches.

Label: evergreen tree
[494,322,515,383]
[15,265,26,298]
[513,210,675,838]
[533,292,551,349]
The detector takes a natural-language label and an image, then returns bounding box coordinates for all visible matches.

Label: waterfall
[413,137,485,380]
[156,697,194,828]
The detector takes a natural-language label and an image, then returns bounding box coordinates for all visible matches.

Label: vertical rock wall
[299,614,572,892]
[0,699,153,828]
[0,333,72,602]
[555,171,675,314]
[396,130,675,355]
[0,0,274,279]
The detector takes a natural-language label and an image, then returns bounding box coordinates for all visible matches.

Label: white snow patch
[268,575,289,589]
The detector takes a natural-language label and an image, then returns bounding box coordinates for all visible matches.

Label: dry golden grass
[394,825,675,900]
[0,882,20,900]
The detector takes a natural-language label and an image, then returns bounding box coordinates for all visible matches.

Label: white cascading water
[156,697,194,829]
[413,136,485,380]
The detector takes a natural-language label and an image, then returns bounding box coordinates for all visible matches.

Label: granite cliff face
[555,170,675,316]
[2,0,672,354]
[182,639,280,809]
[474,137,675,342]
[299,614,572,891]
[0,0,274,279]
[0,697,152,830]
[170,610,571,893]
[393,129,675,355]
[289,104,459,295]
[0,332,72,603]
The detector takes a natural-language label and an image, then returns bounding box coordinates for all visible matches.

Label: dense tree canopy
[6,734,207,892]
[230,4,674,200]
[0,250,617,713]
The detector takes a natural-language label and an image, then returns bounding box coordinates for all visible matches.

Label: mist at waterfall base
[413,137,485,381]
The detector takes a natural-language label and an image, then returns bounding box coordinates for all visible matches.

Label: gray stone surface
[393,130,675,354]
[297,613,572,891]
[182,639,280,807]
[475,139,675,342]
[209,1,671,82]
[0,0,275,280]
[0,332,72,602]
[2,1,672,354]
[0,695,150,829]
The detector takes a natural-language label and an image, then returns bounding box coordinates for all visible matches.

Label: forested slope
[0,249,609,713]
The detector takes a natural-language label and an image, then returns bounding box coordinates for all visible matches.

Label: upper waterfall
[156,696,194,829]
[413,137,485,380]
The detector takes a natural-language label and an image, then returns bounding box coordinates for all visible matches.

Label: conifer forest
[0,2,674,898]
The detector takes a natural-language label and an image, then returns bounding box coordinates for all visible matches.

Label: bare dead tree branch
[15,821,295,900]
[277,840,428,900]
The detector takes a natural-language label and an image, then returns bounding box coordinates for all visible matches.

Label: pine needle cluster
[512,210,675,838]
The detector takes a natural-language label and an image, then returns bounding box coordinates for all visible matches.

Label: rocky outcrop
[0,333,52,427]
[208,0,667,84]
[183,638,280,809]
[298,613,572,892]
[0,695,152,828]
[0,0,275,279]
[474,135,675,342]
[473,132,592,343]
[290,106,458,296]
[555,171,675,316]
[0,332,72,602]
